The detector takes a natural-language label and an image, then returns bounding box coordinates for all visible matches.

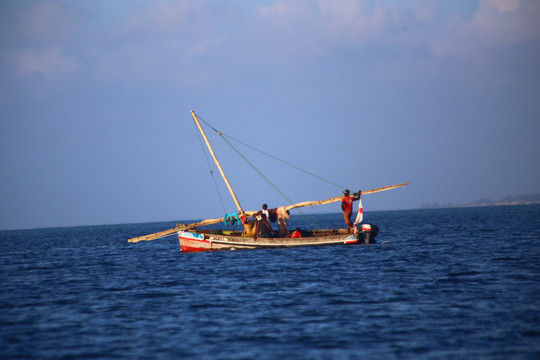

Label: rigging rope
[192,118,227,214]
[196,115,333,229]
[219,134,319,229]
[196,115,345,189]
[222,134,346,190]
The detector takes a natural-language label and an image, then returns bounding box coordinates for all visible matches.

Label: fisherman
[291,227,302,238]
[258,213,275,238]
[276,206,290,237]
[341,189,361,233]
[261,204,270,220]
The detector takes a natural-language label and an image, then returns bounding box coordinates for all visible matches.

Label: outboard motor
[359,223,378,244]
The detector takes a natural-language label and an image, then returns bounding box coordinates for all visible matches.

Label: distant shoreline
[2,200,540,232]
[420,193,540,209]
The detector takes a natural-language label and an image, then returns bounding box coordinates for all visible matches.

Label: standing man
[276,206,290,238]
[341,189,361,233]
[261,204,270,220]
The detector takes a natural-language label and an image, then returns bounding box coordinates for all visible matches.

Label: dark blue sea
[1,205,539,359]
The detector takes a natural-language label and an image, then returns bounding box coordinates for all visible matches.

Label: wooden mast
[191,110,244,214]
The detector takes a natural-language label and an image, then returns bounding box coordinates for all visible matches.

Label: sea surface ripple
[1,205,539,359]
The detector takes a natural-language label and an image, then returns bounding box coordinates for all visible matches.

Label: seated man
[290,227,302,238]
[258,213,275,238]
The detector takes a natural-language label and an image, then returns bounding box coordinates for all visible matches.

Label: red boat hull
[177,229,366,252]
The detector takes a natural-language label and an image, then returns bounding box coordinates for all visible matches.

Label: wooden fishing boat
[178,229,365,252]
[127,110,408,252]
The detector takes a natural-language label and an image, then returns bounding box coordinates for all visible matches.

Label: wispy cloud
[251,0,539,58]
[6,46,79,79]
[462,0,540,46]
[2,1,81,79]
[3,0,538,82]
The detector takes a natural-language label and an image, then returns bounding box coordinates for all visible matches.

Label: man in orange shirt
[341,189,361,233]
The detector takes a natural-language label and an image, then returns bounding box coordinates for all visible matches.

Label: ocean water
[1,205,539,359]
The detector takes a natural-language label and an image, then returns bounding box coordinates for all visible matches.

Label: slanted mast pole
[191,110,244,214]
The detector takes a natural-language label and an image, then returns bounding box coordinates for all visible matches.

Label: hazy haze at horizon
[1,0,539,230]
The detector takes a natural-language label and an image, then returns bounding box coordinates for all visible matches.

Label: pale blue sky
[1,0,539,230]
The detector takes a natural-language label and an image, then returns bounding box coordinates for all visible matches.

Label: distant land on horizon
[420,193,540,209]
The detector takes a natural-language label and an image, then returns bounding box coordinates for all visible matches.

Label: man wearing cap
[341,189,361,233]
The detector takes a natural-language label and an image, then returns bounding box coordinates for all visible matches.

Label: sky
[1,0,539,230]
